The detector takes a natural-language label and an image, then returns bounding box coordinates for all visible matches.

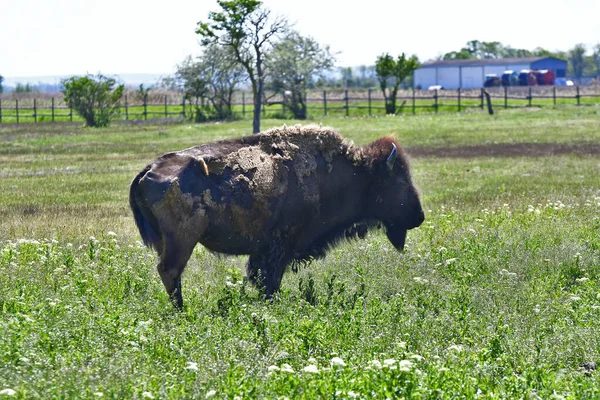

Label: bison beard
[130,124,424,309]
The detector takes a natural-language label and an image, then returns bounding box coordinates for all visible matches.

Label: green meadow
[1,107,600,398]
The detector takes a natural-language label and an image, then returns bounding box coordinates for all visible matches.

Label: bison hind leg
[158,237,196,310]
[246,245,290,299]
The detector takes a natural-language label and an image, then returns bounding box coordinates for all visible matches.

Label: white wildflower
[185,362,198,371]
[413,277,429,284]
[409,354,423,361]
[267,365,280,372]
[107,231,117,236]
[280,364,294,373]
[205,390,217,398]
[330,357,346,367]
[347,391,358,398]
[93,393,104,397]
[570,296,581,301]
[141,392,154,399]
[0,389,16,396]
[445,258,457,265]
[307,357,317,364]
[399,359,414,371]
[303,365,319,373]
[576,277,589,283]
[368,360,382,369]
[383,359,396,367]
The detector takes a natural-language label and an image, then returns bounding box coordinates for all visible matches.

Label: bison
[130,125,424,308]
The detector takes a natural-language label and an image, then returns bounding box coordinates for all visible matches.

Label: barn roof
[421,57,566,68]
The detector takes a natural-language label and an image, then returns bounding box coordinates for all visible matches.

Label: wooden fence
[0,86,599,124]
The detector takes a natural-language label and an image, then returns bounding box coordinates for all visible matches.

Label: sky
[2,0,599,84]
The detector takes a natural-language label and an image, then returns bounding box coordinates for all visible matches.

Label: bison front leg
[157,236,195,310]
[246,246,289,299]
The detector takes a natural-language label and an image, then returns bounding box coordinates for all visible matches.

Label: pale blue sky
[2,0,599,80]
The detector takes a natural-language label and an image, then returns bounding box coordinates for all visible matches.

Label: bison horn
[386,143,397,170]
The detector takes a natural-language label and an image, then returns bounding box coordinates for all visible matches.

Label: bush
[61,74,124,127]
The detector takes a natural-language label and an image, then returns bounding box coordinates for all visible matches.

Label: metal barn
[414,57,567,89]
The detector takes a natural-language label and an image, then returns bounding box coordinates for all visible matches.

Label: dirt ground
[407,143,600,158]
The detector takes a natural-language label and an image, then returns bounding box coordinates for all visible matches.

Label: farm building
[414,57,567,89]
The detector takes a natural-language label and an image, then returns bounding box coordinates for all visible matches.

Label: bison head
[367,139,425,251]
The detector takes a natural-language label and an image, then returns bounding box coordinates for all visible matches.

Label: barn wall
[437,67,460,89]
[414,68,437,89]
[461,67,484,89]
[531,59,568,77]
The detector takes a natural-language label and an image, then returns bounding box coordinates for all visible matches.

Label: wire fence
[0,86,599,125]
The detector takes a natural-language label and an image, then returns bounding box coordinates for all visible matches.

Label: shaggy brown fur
[130,124,424,309]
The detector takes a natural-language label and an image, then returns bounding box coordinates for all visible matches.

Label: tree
[593,44,600,77]
[0,75,3,94]
[61,74,124,127]
[197,0,288,133]
[201,44,247,120]
[266,31,335,119]
[166,44,246,122]
[166,56,211,122]
[568,44,587,83]
[375,53,419,114]
[442,50,473,60]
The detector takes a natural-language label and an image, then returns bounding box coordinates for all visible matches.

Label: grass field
[1,107,600,398]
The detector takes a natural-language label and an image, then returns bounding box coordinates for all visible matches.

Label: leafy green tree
[61,74,124,127]
[568,44,587,83]
[266,31,335,119]
[201,44,247,120]
[167,44,246,122]
[196,0,287,133]
[166,56,211,122]
[442,50,473,60]
[375,53,419,114]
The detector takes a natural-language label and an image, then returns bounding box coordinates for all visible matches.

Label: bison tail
[129,166,162,252]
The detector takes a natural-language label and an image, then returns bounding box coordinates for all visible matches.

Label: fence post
[576,85,580,106]
[412,88,416,115]
[457,88,461,112]
[528,87,532,107]
[164,95,168,118]
[16,99,19,124]
[323,90,327,116]
[51,97,55,122]
[434,89,438,114]
[125,95,129,120]
[345,89,349,117]
[143,94,148,120]
[33,98,37,123]
[242,92,245,117]
[368,88,372,116]
[553,86,556,106]
[504,86,508,109]
[480,88,484,110]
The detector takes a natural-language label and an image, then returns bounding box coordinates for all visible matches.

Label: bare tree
[197,0,288,133]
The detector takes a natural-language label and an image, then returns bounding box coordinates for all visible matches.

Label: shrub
[61,74,124,127]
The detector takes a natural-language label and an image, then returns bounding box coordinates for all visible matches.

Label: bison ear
[386,143,397,171]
